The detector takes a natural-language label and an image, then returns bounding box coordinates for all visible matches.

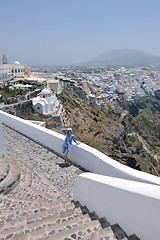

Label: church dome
[14,60,20,65]
[41,88,51,96]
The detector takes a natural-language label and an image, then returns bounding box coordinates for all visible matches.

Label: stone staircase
[0,156,21,194]
[0,156,140,240]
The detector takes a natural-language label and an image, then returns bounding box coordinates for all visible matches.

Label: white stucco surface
[74,173,160,240]
[0,111,64,155]
[0,118,5,156]
[32,88,58,115]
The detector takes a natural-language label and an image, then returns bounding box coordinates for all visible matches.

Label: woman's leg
[63,146,69,166]
[63,154,68,165]
[64,155,69,166]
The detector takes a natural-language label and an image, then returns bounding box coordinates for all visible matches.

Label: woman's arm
[62,129,67,135]
[72,135,80,145]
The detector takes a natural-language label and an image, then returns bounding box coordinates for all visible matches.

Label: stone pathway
[3,125,82,199]
[0,125,140,240]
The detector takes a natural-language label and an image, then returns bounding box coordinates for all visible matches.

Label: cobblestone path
[3,125,83,199]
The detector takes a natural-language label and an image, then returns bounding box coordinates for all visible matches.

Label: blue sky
[1,0,160,65]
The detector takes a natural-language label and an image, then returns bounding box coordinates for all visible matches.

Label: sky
[1,0,160,65]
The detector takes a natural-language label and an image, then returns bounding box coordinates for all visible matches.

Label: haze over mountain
[86,49,160,66]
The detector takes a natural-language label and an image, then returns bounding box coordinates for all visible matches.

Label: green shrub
[91,109,99,117]
[135,144,142,154]
[125,138,131,147]
[128,135,136,142]
[150,157,157,167]
[93,117,98,123]
[8,110,15,115]
[27,114,43,121]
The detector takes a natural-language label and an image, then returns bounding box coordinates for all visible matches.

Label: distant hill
[86,48,160,66]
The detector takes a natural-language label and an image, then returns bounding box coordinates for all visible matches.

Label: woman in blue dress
[62,127,80,166]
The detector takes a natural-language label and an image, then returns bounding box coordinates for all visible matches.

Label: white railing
[1,110,160,185]
[0,110,160,239]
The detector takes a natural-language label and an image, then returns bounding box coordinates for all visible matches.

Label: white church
[0,54,30,82]
[32,87,58,115]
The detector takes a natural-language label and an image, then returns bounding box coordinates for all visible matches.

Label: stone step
[30,213,91,239]
[111,223,128,240]
[31,171,70,202]
[41,218,102,240]
[0,196,71,219]
[0,157,21,194]
[74,202,131,240]
[8,184,67,203]
[128,234,140,240]
[13,161,70,203]
[98,217,110,228]
[83,226,117,240]
[0,206,83,238]
[8,185,56,202]
[0,158,10,182]
[0,196,53,211]
[10,211,90,240]
[2,188,70,206]
[18,162,32,187]
[30,185,69,202]
[74,203,102,223]
[0,202,75,232]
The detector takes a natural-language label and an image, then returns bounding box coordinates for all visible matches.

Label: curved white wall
[74,173,160,240]
[69,143,160,186]
[0,110,160,186]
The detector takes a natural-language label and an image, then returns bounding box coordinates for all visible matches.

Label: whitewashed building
[0,57,30,82]
[32,88,58,115]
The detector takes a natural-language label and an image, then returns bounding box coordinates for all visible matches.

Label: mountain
[87,48,160,66]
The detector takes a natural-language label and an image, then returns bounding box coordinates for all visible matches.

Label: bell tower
[2,54,7,64]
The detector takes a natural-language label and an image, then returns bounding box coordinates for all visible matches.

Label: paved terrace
[0,125,139,240]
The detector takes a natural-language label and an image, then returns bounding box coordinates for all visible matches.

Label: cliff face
[57,89,142,171]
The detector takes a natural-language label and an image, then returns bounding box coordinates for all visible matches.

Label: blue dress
[62,130,76,155]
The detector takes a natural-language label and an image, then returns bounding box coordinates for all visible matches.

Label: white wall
[35,102,44,114]
[74,173,160,240]
[0,111,64,156]
[69,143,160,186]
[0,110,160,186]
[0,117,6,156]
